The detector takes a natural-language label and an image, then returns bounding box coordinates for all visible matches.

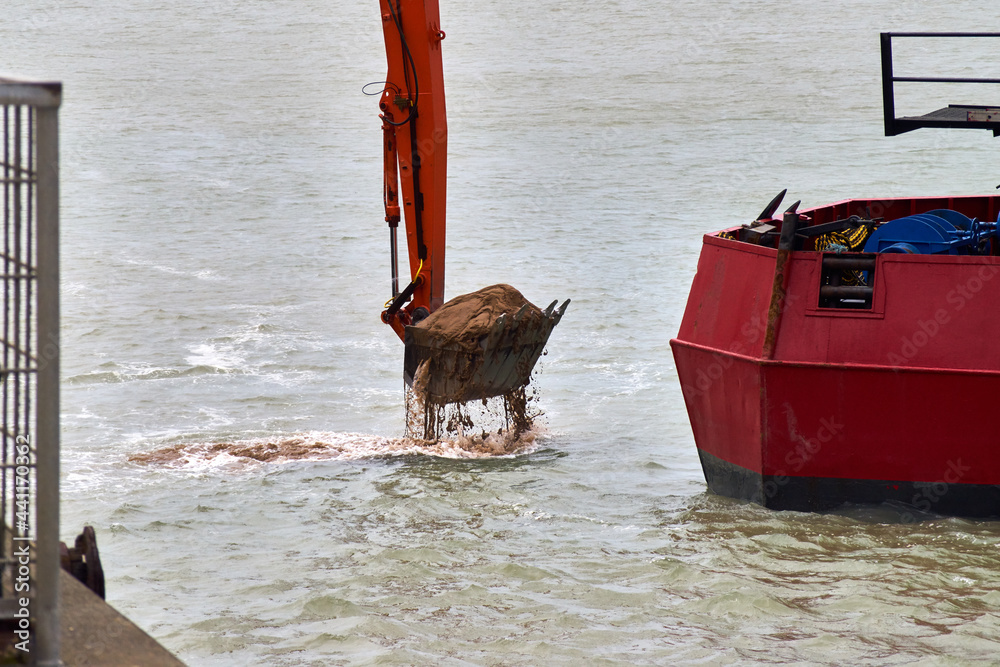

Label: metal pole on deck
[761,211,799,360]
[880,33,897,137]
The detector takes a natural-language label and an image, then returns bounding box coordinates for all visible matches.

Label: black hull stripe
[698,449,1000,518]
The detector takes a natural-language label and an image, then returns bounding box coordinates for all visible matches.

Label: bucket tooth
[556,299,570,319]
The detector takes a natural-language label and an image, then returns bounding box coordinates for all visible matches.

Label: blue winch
[863,209,1000,255]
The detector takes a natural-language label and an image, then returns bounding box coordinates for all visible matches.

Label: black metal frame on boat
[880,32,1000,137]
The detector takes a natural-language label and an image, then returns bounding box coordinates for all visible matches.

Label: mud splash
[130,360,544,470]
[129,427,540,469]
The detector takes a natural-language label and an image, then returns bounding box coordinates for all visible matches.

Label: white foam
[185,343,245,370]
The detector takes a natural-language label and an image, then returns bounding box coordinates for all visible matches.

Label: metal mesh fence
[2,100,38,573]
[0,76,60,666]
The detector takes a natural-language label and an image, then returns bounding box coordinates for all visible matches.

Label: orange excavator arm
[373,0,570,407]
[378,0,448,340]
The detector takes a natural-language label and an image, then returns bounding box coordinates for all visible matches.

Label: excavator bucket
[403,284,570,404]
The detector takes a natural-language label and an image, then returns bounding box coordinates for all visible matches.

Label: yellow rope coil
[817,226,872,286]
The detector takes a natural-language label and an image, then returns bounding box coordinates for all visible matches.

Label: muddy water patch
[129,428,541,469]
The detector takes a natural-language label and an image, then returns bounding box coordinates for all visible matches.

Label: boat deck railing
[881,32,1000,137]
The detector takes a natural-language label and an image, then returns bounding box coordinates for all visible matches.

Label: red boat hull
[671,195,1000,516]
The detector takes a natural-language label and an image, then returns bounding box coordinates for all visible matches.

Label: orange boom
[375,0,568,404]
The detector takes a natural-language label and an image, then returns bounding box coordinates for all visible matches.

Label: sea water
[4,0,1000,664]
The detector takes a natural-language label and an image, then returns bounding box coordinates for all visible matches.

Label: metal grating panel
[0,76,60,666]
[881,33,1000,137]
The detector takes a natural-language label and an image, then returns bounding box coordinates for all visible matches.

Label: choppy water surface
[5,0,1000,664]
